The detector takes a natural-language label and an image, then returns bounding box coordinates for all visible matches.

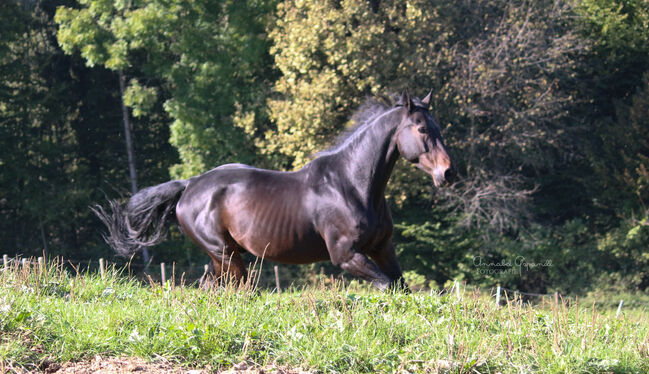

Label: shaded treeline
[1,0,648,293]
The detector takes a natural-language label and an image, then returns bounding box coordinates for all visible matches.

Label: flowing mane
[316,93,427,157]
[316,95,396,157]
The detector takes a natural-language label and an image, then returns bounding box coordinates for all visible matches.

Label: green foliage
[579,53,649,291]
[0,0,178,260]
[577,0,649,197]
[578,0,649,61]
[394,211,599,294]
[596,220,649,289]
[393,205,477,288]
[265,0,453,169]
[56,0,278,179]
[2,0,649,295]
[611,73,649,211]
[489,220,598,294]
[122,79,156,118]
[0,1,102,257]
[265,0,589,232]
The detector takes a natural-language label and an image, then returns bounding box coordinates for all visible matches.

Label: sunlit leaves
[56,0,278,178]
[265,0,586,230]
[123,79,157,117]
[265,0,451,170]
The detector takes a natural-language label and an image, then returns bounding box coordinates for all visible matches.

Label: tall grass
[0,258,648,373]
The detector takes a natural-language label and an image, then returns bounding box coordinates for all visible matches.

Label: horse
[93,90,456,290]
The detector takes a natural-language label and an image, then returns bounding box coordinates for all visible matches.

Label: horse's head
[395,90,456,187]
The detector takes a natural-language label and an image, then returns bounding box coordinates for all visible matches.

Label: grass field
[0,259,648,373]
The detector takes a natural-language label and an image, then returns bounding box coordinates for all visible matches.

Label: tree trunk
[118,70,151,264]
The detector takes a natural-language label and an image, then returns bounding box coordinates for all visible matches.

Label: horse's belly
[222,188,330,264]
[181,166,332,264]
[231,225,329,264]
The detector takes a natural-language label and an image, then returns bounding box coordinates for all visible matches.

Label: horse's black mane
[316,93,424,157]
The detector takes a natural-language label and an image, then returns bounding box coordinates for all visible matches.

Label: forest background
[2,0,648,294]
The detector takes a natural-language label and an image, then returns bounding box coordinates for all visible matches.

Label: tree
[0,0,107,257]
[265,0,588,231]
[578,0,649,110]
[576,0,649,213]
[589,73,649,290]
[0,0,179,260]
[55,0,278,179]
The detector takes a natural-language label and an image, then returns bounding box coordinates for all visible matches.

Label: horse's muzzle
[433,166,456,187]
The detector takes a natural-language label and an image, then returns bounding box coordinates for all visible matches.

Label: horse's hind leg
[176,191,248,285]
[205,243,247,286]
[193,234,248,288]
[176,210,247,288]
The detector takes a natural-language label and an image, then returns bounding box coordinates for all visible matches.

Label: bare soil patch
[3,356,314,374]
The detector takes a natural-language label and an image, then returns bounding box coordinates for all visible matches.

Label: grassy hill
[1,259,647,373]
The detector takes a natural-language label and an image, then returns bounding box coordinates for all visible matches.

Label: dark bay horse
[94,90,455,290]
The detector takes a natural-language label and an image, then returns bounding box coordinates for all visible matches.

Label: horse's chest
[354,211,393,250]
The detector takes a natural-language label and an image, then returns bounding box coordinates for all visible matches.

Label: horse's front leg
[326,234,391,290]
[339,252,392,290]
[369,240,410,292]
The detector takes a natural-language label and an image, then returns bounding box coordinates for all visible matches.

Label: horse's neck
[340,108,401,209]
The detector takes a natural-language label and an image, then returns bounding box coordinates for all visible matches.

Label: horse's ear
[401,89,412,112]
[421,89,433,109]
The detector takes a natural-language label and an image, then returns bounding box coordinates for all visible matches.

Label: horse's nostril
[444,168,456,183]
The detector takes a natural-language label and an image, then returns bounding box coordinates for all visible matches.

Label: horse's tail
[91,179,190,257]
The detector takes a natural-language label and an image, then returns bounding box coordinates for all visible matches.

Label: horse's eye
[417,126,427,134]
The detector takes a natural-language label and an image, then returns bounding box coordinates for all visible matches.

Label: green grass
[1,259,648,373]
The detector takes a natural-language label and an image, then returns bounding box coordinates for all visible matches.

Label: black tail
[91,179,189,257]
